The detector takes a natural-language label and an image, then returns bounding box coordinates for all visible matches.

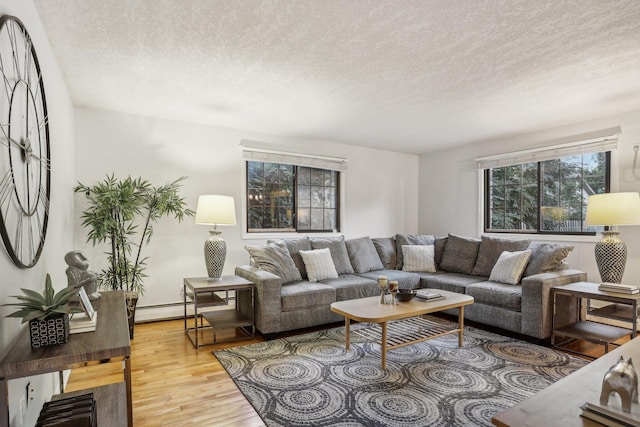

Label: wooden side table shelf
[183,276,255,348]
[0,291,132,427]
[551,281,640,357]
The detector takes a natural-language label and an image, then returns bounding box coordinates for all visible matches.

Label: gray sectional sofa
[235,233,586,340]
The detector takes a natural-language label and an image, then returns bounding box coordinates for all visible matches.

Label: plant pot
[125,292,139,340]
[29,314,69,349]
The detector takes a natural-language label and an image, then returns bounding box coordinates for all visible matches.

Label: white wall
[73,108,419,319]
[419,109,640,284]
[0,1,76,426]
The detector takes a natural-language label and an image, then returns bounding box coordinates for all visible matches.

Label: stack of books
[69,311,97,334]
[36,392,96,427]
[416,290,445,302]
[581,400,640,427]
[599,283,640,294]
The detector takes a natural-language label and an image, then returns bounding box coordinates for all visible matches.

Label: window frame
[483,151,611,236]
[244,160,341,235]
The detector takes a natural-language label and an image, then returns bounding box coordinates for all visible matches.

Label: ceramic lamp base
[204,230,226,280]
[595,231,627,284]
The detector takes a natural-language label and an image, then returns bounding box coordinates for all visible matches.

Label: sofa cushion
[438,234,481,275]
[419,272,486,294]
[489,250,532,285]
[320,275,378,301]
[280,281,336,311]
[524,243,574,277]
[268,237,311,280]
[372,237,396,269]
[310,236,355,275]
[471,236,530,276]
[345,236,384,273]
[300,248,339,282]
[402,245,436,273]
[395,233,436,269]
[357,269,420,290]
[466,281,522,312]
[245,242,302,284]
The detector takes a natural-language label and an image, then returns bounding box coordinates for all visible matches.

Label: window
[246,161,340,233]
[485,151,610,234]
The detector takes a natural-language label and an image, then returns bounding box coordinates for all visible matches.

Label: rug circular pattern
[493,366,554,397]
[332,360,398,389]
[409,363,493,394]
[486,341,569,366]
[247,355,323,389]
[439,345,500,368]
[295,341,363,364]
[273,382,348,425]
[354,386,442,427]
[213,318,588,427]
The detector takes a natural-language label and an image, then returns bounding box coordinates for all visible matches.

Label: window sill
[483,232,600,244]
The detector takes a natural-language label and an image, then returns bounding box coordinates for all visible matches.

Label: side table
[551,281,639,357]
[183,276,255,348]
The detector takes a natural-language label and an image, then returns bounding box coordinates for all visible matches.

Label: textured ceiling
[33,0,640,154]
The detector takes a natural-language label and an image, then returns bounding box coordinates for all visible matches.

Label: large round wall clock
[0,15,50,269]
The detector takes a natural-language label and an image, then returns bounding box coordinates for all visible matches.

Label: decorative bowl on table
[395,289,417,302]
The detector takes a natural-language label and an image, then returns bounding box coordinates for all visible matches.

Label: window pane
[298,185,310,208]
[485,151,609,234]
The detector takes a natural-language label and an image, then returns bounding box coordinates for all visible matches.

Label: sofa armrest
[235,265,283,335]
[520,269,587,339]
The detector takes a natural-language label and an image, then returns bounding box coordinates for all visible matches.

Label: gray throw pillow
[434,237,448,269]
[372,237,397,270]
[310,236,354,275]
[345,236,384,273]
[524,243,574,277]
[395,234,436,269]
[268,237,311,279]
[245,242,303,284]
[471,235,530,277]
[438,234,481,275]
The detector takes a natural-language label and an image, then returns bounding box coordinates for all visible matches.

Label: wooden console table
[493,334,640,426]
[0,291,132,427]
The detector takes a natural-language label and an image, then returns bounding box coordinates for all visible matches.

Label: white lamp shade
[585,192,640,226]
[195,195,236,226]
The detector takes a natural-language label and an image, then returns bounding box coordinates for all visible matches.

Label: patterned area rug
[213,318,588,427]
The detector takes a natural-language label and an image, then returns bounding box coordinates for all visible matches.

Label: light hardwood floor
[64,317,626,426]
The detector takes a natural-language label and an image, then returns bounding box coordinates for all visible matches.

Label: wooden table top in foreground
[330,289,473,322]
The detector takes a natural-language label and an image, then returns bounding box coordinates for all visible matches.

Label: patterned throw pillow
[245,243,302,284]
[489,250,532,285]
[345,236,384,273]
[299,248,339,282]
[402,245,436,273]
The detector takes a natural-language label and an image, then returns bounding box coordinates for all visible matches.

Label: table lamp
[195,195,236,280]
[585,192,640,283]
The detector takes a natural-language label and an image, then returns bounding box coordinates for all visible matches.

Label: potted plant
[74,175,194,338]
[3,274,83,348]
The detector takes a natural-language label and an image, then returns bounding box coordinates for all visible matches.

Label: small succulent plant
[3,274,83,323]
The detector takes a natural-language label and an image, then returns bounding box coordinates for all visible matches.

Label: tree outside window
[246,161,339,233]
[486,152,609,234]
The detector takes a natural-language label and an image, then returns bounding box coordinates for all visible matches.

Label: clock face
[0,15,50,268]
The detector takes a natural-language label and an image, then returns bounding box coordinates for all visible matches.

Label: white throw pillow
[299,248,339,282]
[489,250,532,285]
[401,245,436,273]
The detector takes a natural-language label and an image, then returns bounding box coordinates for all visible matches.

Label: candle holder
[389,281,399,305]
[378,275,388,304]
